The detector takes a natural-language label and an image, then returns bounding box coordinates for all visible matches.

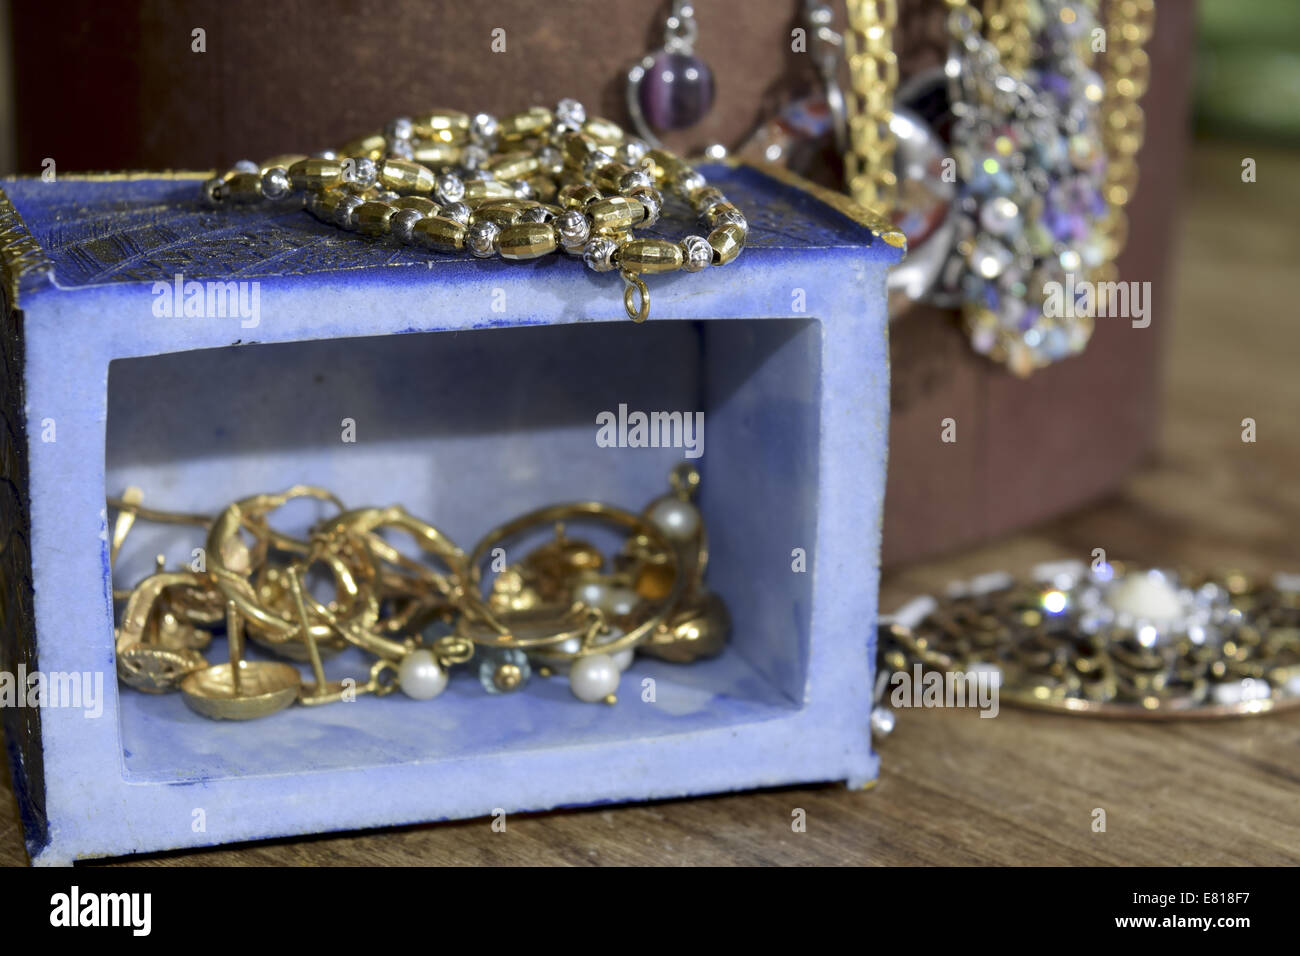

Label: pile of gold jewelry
[109,465,727,720]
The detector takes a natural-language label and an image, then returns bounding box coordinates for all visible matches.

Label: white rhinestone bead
[467,220,501,258]
[334,194,365,230]
[616,139,650,166]
[556,209,590,248]
[713,207,747,231]
[435,173,465,205]
[441,201,471,225]
[673,169,706,199]
[555,98,587,130]
[345,156,377,187]
[390,207,423,244]
[386,116,414,141]
[619,169,653,192]
[471,112,499,146]
[260,167,291,200]
[583,237,618,273]
[681,235,712,272]
[628,186,663,227]
[461,145,489,170]
[535,145,563,175]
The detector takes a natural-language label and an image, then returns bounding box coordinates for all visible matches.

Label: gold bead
[392,196,440,215]
[487,151,540,182]
[493,663,524,692]
[353,201,395,238]
[412,215,467,251]
[588,196,645,234]
[222,172,264,203]
[379,158,435,194]
[646,149,684,183]
[595,162,634,193]
[703,202,744,229]
[498,222,557,260]
[561,131,597,168]
[618,238,683,274]
[582,116,625,146]
[499,107,553,142]
[337,133,386,160]
[289,158,344,191]
[259,153,307,174]
[311,189,345,220]
[527,175,557,203]
[707,224,746,265]
[463,179,516,202]
[412,141,462,166]
[414,109,470,138]
[558,184,601,209]
[472,204,525,227]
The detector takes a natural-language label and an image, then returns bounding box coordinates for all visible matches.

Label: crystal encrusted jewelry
[108,466,728,719]
[200,102,746,323]
[844,0,1155,375]
[876,561,1300,728]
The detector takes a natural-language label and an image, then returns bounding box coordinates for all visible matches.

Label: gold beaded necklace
[202,102,747,324]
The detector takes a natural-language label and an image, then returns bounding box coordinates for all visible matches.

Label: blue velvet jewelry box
[0,163,902,865]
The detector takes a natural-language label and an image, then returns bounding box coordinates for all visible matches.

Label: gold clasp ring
[621,270,650,323]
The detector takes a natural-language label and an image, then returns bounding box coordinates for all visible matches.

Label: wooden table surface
[3,141,1297,866]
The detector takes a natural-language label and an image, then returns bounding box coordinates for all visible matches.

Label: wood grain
[3,141,1298,866]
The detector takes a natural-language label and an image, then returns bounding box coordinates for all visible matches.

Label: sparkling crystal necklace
[200,101,748,323]
[845,0,1154,375]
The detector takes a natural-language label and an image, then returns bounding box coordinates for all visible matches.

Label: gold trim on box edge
[732,159,907,252]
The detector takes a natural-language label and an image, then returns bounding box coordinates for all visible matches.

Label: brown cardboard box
[9,0,1196,567]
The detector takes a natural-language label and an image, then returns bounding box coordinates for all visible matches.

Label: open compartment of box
[2,165,897,863]
[106,318,822,781]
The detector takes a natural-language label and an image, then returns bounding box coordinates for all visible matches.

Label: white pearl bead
[648,497,700,542]
[398,649,449,700]
[599,586,639,617]
[574,579,609,609]
[569,653,620,702]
